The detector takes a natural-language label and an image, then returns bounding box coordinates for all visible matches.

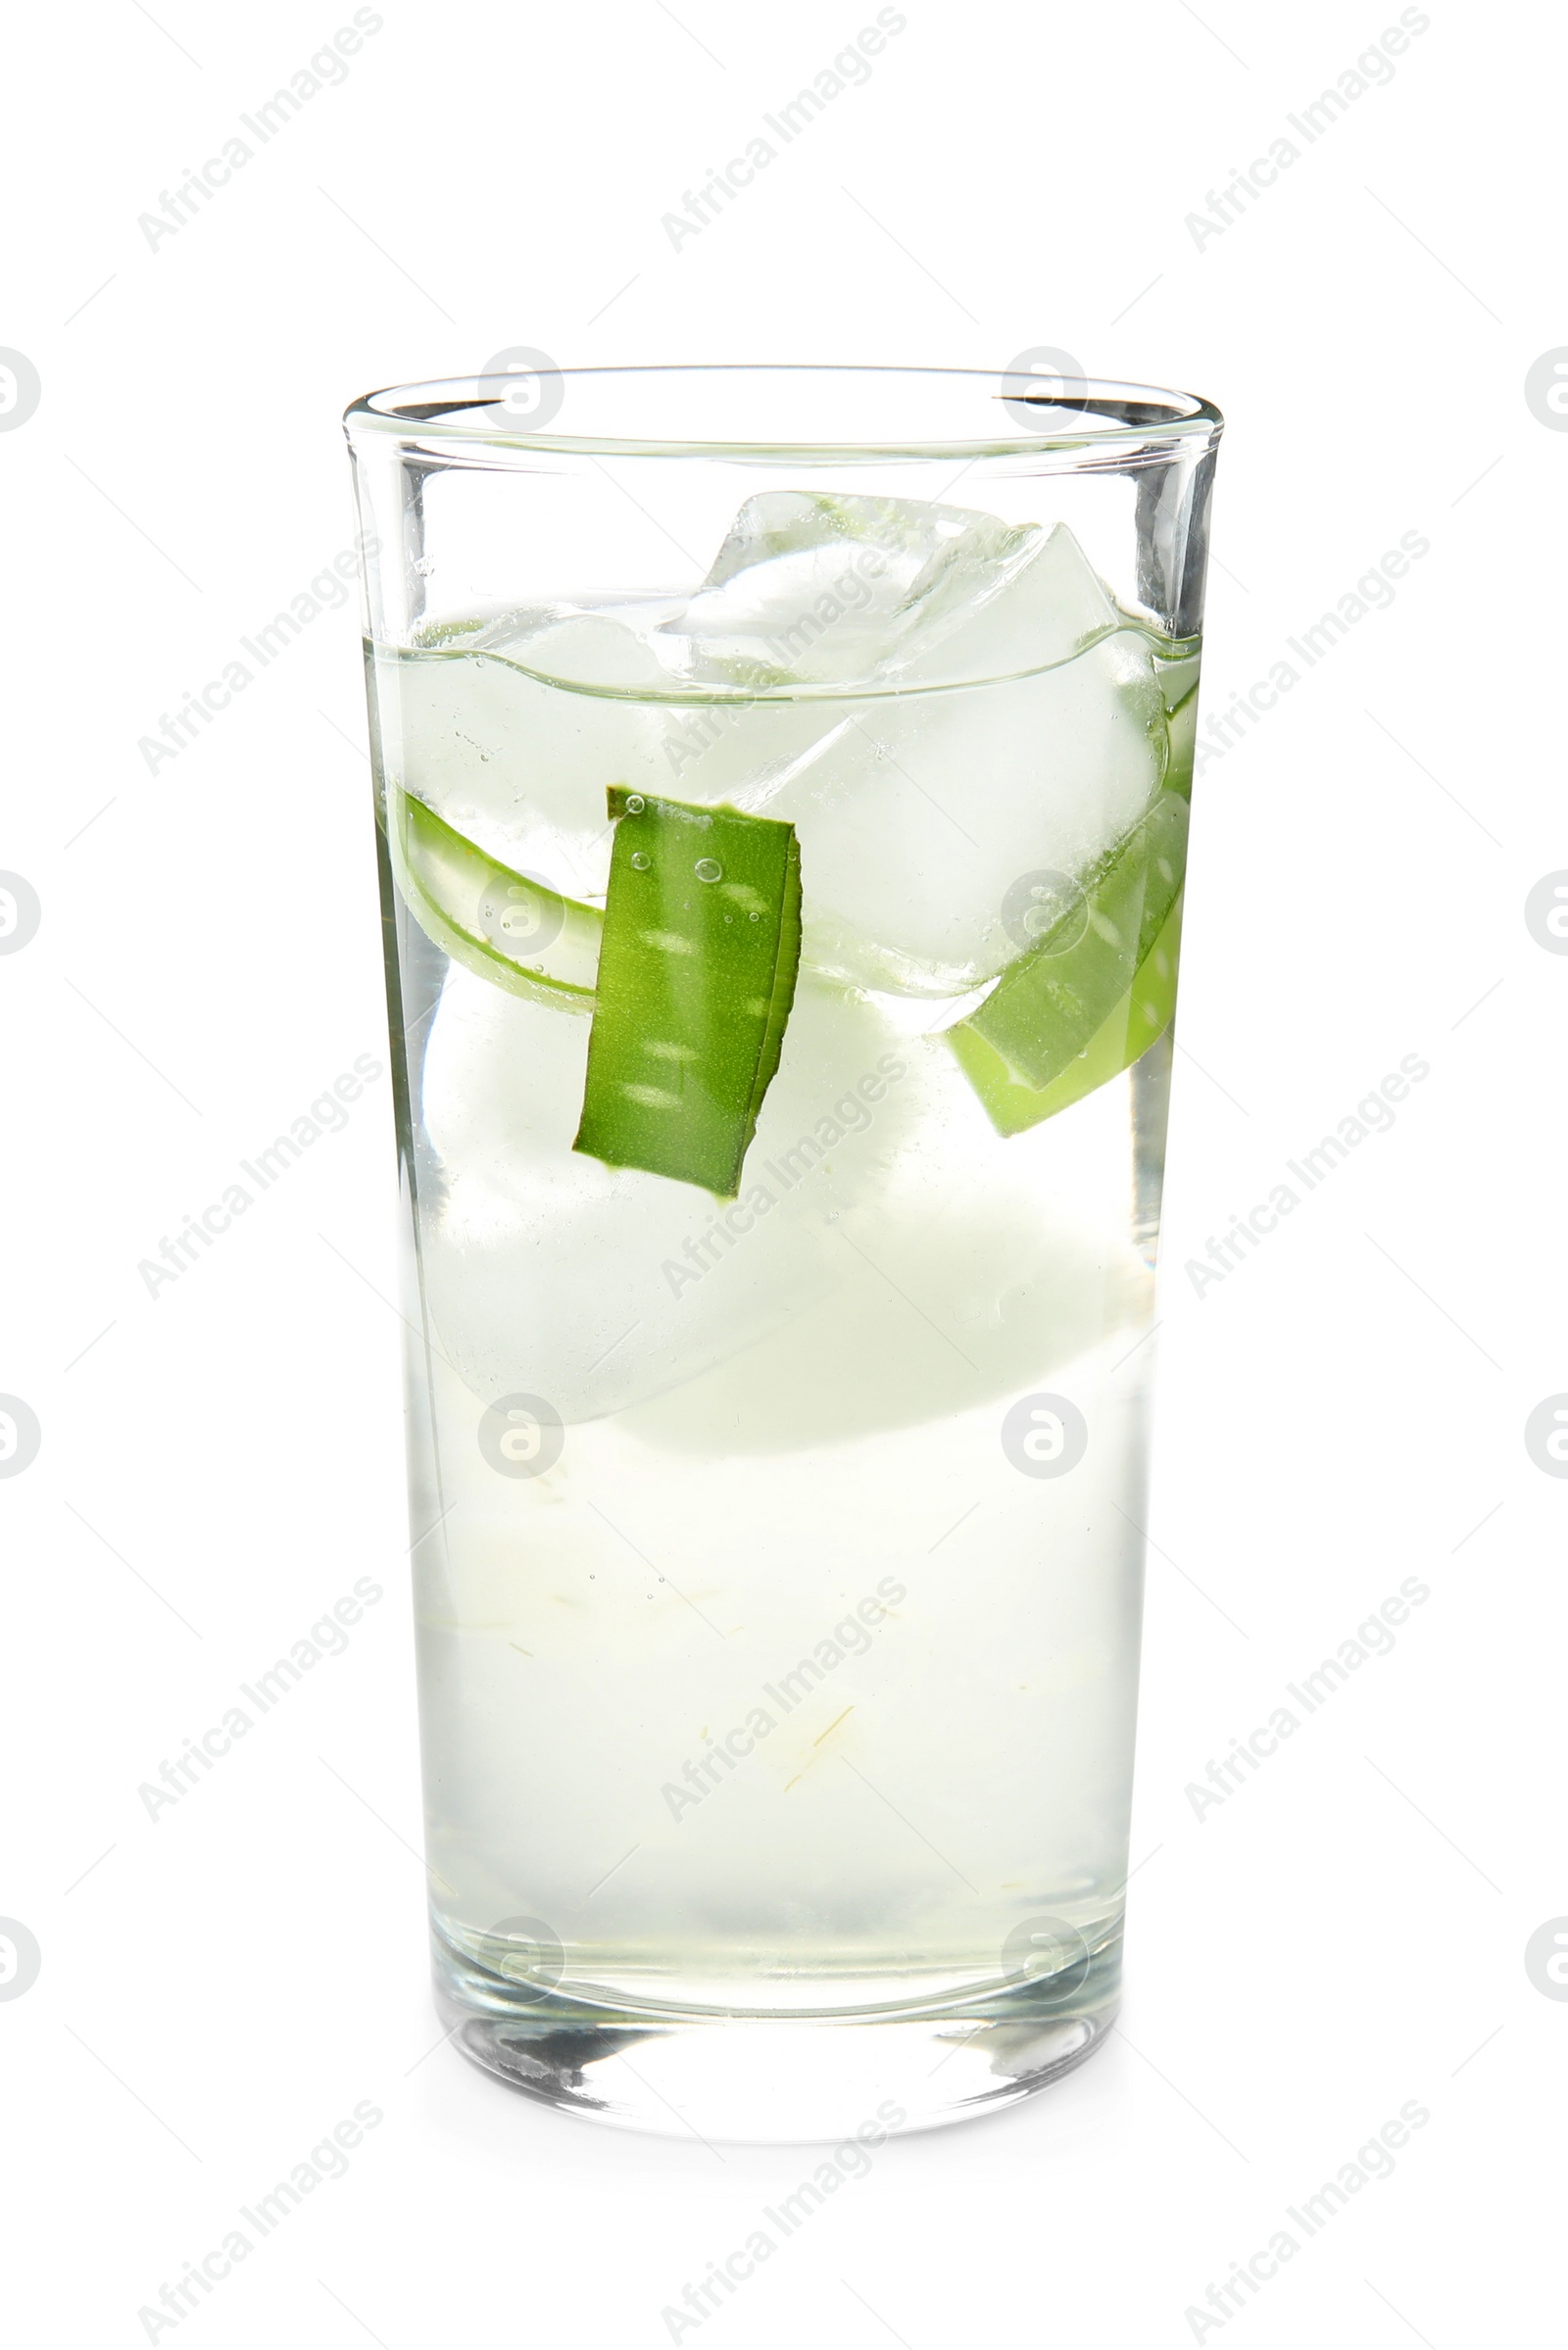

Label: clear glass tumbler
[344,367,1221,2139]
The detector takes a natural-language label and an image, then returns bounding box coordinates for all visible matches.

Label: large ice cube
[705,490,981,587]
[659,505,1167,992]
[669,491,1002,686]
[371,614,667,901]
[729,632,1168,995]
[378,604,844,897]
[622,506,1148,915]
[881,518,1122,685]
[417,962,927,1421]
[623,1014,1139,1455]
[662,494,1118,692]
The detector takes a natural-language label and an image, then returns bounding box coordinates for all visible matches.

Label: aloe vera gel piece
[572,787,803,1197]
[951,894,1184,1138]
[949,790,1188,1131]
[390,788,602,1011]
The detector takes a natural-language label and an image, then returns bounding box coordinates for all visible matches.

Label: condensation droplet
[630,851,651,870]
[624,793,646,812]
[694,857,722,883]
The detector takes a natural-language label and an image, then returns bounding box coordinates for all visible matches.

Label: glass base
[431,1926,1120,2141]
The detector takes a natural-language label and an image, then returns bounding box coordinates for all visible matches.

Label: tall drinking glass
[344,367,1221,2138]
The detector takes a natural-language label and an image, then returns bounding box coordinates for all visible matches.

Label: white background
[3,1,1563,2343]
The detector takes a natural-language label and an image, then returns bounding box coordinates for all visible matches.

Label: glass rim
[343,364,1223,464]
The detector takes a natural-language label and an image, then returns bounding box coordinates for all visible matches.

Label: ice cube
[624,495,1088,812]
[671,506,1164,993]
[623,1016,1136,1455]
[474,606,676,684]
[671,544,914,686]
[665,495,1117,695]
[670,491,989,686]
[371,612,669,902]
[380,603,850,887]
[417,962,926,1422]
[732,632,1169,995]
[704,490,981,588]
[882,520,1121,685]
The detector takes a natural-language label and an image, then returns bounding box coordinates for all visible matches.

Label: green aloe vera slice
[388,788,601,1012]
[952,894,1183,1137]
[572,787,802,1197]
[950,790,1188,1127]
